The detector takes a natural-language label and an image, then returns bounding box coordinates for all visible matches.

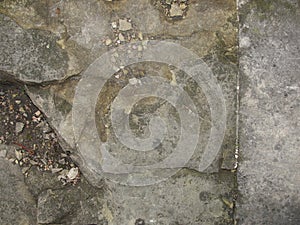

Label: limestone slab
[237,0,300,224]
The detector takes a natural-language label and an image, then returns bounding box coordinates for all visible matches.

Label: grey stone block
[237,0,300,224]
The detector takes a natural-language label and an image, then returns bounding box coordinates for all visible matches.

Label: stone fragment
[119,19,132,31]
[138,32,143,40]
[118,33,125,42]
[67,167,79,180]
[111,21,118,29]
[105,38,112,45]
[34,110,41,116]
[179,3,187,10]
[129,78,139,85]
[51,168,63,173]
[169,3,184,17]
[15,149,23,160]
[15,121,25,133]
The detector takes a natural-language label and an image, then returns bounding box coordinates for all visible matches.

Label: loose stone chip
[170,3,184,17]
[105,38,112,46]
[119,19,132,31]
[67,167,79,180]
[15,122,25,134]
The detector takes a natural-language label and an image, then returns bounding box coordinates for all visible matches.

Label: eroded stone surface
[237,0,300,224]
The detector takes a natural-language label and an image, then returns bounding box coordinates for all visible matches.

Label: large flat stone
[0,14,69,83]
[0,155,36,225]
[237,0,300,224]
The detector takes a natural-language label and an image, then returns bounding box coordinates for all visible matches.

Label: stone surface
[0,0,237,81]
[36,179,108,225]
[237,0,300,224]
[105,170,235,225]
[1,0,238,223]
[0,156,36,225]
[24,167,63,198]
[0,143,14,158]
[0,14,69,83]
[37,188,80,224]
[1,0,300,224]
[25,0,238,173]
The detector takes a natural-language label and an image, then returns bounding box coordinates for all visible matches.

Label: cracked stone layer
[0,14,69,83]
[1,0,238,223]
[0,0,237,83]
[25,0,238,175]
[22,166,109,225]
[237,0,300,224]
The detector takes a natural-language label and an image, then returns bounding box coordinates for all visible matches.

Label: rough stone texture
[36,179,108,225]
[0,143,15,158]
[237,0,300,224]
[0,14,69,83]
[26,78,79,150]
[37,188,78,224]
[0,156,36,225]
[25,0,238,173]
[1,0,238,224]
[24,167,64,198]
[105,170,235,225]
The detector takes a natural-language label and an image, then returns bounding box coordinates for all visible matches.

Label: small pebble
[51,168,63,173]
[169,3,184,17]
[138,32,143,40]
[118,33,125,42]
[105,38,112,46]
[119,19,132,31]
[21,167,30,174]
[19,107,25,113]
[15,122,25,133]
[135,218,145,225]
[35,111,41,116]
[15,150,23,160]
[111,21,117,29]
[129,78,138,85]
[67,167,79,180]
